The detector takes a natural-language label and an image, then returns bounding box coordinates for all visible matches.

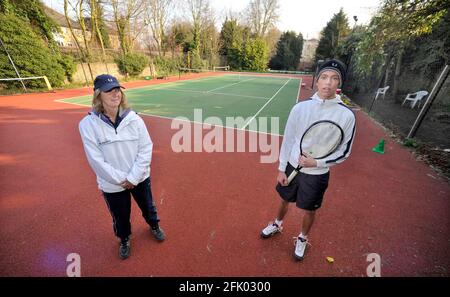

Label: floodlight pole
[0,36,27,91]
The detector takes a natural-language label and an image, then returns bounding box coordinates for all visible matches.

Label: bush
[0,13,65,88]
[115,53,149,76]
[153,56,183,75]
[403,138,419,148]
[184,51,208,69]
[57,54,76,82]
[241,38,268,71]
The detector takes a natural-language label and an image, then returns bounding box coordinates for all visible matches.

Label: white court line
[206,77,256,93]
[150,87,269,100]
[296,78,303,103]
[54,97,90,103]
[136,75,222,91]
[241,78,291,129]
[53,96,90,107]
[211,91,267,100]
[223,72,302,80]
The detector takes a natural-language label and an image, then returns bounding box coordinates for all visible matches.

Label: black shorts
[276,162,330,211]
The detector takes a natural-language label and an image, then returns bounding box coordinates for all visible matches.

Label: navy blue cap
[93,74,124,92]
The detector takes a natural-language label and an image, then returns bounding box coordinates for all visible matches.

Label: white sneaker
[261,221,283,238]
[293,237,310,261]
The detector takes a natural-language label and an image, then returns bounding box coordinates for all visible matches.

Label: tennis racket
[286,120,344,185]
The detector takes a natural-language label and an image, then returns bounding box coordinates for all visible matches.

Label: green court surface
[59,73,302,135]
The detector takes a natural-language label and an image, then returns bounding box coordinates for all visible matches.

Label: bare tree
[64,0,93,83]
[199,9,219,68]
[110,0,146,56]
[246,0,279,37]
[265,27,281,56]
[185,0,211,54]
[144,0,173,57]
[77,0,95,81]
[90,0,110,73]
[166,20,192,58]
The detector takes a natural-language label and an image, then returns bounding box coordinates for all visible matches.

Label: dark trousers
[103,177,160,241]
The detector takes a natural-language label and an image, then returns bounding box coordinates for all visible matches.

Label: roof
[43,5,81,30]
[43,5,117,34]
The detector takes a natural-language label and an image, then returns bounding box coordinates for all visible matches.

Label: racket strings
[301,123,343,159]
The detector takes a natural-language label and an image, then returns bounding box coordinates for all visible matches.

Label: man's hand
[120,180,135,190]
[298,152,317,168]
[277,171,288,186]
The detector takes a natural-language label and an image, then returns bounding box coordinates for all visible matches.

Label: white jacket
[279,93,356,175]
[79,109,153,193]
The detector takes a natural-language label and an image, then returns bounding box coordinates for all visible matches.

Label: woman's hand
[121,180,135,190]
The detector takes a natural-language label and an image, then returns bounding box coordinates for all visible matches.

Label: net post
[43,76,53,91]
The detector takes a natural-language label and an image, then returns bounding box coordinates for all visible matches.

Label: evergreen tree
[315,8,350,61]
[269,31,303,70]
[219,18,244,69]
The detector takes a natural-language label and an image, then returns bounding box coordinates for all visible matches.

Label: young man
[261,59,356,261]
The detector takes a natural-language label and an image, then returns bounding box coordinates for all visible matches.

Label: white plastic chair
[374,86,390,100]
[401,91,428,109]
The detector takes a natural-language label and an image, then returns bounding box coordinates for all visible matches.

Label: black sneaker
[150,226,166,242]
[119,238,131,259]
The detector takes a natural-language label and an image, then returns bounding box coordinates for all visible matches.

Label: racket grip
[287,169,299,184]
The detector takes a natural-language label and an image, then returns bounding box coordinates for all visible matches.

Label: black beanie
[316,59,347,87]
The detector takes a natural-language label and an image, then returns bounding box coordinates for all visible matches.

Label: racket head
[300,120,344,159]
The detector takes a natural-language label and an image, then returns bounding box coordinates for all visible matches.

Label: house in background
[43,5,120,50]
[299,38,319,71]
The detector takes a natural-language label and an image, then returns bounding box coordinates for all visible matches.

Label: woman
[79,74,165,260]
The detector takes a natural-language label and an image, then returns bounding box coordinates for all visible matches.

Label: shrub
[0,13,65,88]
[115,53,148,76]
[57,54,76,82]
[153,56,183,75]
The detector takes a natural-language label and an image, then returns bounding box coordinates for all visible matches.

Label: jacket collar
[311,92,343,105]
[89,108,133,127]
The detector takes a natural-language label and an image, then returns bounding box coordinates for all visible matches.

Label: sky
[43,0,381,39]
[211,0,381,39]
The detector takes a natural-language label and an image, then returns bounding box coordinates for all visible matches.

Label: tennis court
[57,72,302,134]
[1,71,449,277]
